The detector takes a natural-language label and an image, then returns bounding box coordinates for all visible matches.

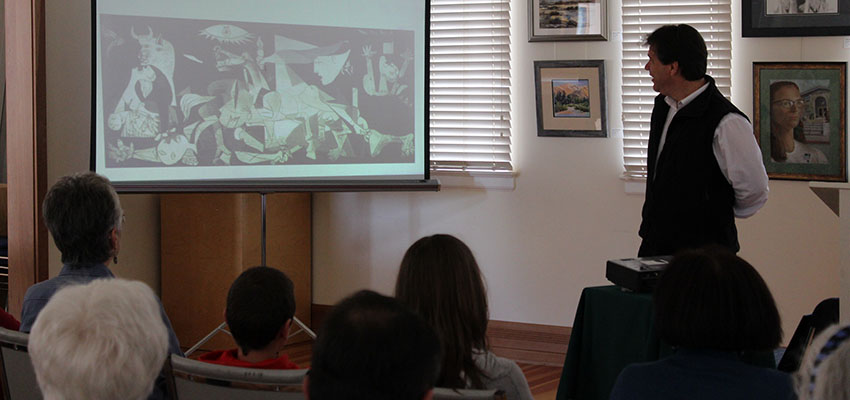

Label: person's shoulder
[474,351,518,378]
[617,359,667,380]
[741,366,795,398]
[23,278,58,301]
[610,362,664,400]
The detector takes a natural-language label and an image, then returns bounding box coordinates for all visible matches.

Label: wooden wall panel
[161,193,311,352]
[5,0,49,317]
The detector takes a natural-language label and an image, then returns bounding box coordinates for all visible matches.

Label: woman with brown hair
[395,234,533,400]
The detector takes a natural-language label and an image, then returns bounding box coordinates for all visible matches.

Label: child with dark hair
[306,290,442,400]
[199,266,300,369]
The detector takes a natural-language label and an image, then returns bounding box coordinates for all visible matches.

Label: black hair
[308,290,442,400]
[654,245,783,351]
[225,266,295,355]
[644,24,708,81]
[42,172,123,265]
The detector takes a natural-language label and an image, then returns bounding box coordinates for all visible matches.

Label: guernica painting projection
[99,15,416,169]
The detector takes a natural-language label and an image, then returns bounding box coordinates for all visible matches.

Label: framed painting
[529,0,607,41]
[753,62,847,181]
[743,0,850,37]
[534,60,607,137]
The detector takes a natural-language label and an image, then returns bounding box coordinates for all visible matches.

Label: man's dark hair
[42,171,123,265]
[225,266,295,355]
[654,245,783,351]
[308,290,441,400]
[644,24,707,81]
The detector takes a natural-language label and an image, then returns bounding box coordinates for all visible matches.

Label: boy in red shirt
[200,266,300,369]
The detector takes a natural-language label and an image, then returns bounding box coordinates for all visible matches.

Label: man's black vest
[639,76,748,256]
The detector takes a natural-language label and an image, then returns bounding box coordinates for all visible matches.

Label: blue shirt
[609,348,795,400]
[20,263,183,399]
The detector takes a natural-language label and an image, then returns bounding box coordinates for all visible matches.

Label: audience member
[0,308,20,331]
[199,266,300,369]
[306,290,441,400]
[395,234,533,400]
[795,323,850,399]
[19,171,181,399]
[609,246,794,400]
[28,278,169,400]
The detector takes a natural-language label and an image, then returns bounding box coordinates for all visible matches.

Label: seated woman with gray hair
[795,323,850,399]
[28,278,170,400]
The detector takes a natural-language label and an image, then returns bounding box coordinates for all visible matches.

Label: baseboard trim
[312,304,570,366]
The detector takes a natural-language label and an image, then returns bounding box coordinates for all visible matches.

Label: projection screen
[92,0,431,191]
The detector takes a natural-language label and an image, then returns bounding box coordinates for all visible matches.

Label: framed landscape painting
[534,60,607,137]
[753,62,847,181]
[529,0,607,41]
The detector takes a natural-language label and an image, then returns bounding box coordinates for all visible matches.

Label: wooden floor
[281,340,564,399]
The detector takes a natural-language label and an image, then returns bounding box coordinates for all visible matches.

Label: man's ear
[302,374,310,399]
[668,61,680,78]
[422,388,434,400]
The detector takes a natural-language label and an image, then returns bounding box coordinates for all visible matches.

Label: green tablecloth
[555,285,775,400]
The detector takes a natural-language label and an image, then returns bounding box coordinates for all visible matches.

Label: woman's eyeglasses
[772,99,806,110]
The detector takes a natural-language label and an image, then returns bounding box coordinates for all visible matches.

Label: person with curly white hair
[28,278,169,400]
[796,323,850,400]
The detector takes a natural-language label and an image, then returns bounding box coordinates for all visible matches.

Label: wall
[43,0,844,342]
[45,0,162,290]
[313,0,845,343]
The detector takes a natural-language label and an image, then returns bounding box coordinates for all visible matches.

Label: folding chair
[0,327,40,400]
[166,354,306,399]
[433,387,507,400]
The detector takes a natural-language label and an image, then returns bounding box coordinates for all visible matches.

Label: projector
[605,256,672,293]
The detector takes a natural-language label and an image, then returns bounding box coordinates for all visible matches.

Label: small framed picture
[528,0,607,41]
[743,0,850,37]
[753,62,847,181]
[533,60,607,137]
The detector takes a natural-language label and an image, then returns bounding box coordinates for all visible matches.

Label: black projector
[606,256,672,293]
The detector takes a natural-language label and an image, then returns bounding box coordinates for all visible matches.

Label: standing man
[638,24,769,257]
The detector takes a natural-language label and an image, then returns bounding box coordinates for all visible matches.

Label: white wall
[313,0,845,343]
[42,0,844,342]
[45,0,162,290]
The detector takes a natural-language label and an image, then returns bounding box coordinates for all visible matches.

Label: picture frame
[528,0,607,41]
[743,0,850,37]
[534,60,607,137]
[753,62,847,182]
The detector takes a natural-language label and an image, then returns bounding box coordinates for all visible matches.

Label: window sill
[622,177,646,195]
[432,170,517,190]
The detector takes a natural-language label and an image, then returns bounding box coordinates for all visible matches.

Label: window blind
[621,0,732,179]
[430,0,513,173]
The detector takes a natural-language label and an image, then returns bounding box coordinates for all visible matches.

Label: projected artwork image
[99,15,415,168]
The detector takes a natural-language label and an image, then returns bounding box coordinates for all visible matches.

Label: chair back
[167,354,306,400]
[0,327,41,400]
[778,297,840,372]
[432,387,506,400]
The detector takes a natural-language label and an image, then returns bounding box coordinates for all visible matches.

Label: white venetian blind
[621,0,732,179]
[429,0,513,173]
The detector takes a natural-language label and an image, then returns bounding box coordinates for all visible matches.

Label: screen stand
[184,193,316,357]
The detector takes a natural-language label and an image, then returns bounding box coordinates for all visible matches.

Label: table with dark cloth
[555,285,775,400]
